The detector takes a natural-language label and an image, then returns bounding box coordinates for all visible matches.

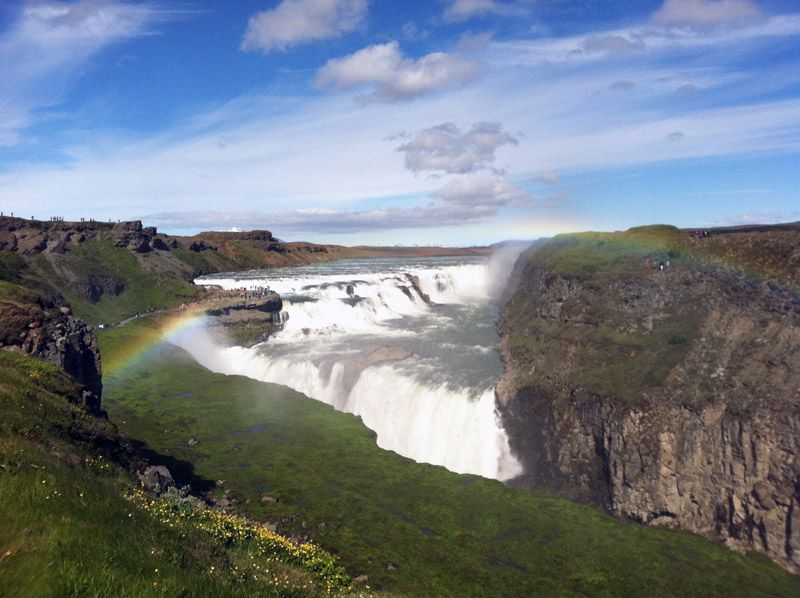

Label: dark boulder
[137,465,175,493]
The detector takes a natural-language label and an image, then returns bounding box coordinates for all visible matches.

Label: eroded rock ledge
[497,226,800,571]
[1,300,103,414]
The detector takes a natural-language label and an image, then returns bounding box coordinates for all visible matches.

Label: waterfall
[183,256,523,481]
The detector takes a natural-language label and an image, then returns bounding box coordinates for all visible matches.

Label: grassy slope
[0,351,365,598]
[97,315,800,597]
[33,240,200,326]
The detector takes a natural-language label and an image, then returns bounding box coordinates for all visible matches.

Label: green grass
[0,351,367,598]
[171,247,243,275]
[225,240,269,267]
[35,239,198,325]
[536,225,685,281]
[96,315,800,597]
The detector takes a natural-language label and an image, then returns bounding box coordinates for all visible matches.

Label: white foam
[184,257,525,481]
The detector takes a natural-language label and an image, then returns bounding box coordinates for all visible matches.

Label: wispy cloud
[716,209,800,226]
[534,172,559,184]
[486,14,800,66]
[314,41,479,102]
[0,0,186,148]
[444,0,499,23]
[457,31,494,52]
[146,173,535,235]
[241,0,368,53]
[652,0,764,30]
[442,0,528,23]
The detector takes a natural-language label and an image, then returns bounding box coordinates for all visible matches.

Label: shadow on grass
[130,438,217,493]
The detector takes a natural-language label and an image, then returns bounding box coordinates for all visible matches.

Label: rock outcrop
[200,290,284,348]
[0,216,167,256]
[137,465,175,493]
[403,274,435,306]
[72,273,125,303]
[110,221,159,253]
[497,225,800,571]
[1,299,103,413]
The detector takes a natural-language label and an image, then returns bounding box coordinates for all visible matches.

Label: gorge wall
[0,283,103,414]
[497,225,800,571]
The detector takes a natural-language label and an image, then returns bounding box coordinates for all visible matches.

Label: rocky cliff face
[0,297,103,414]
[497,225,800,572]
[0,217,163,255]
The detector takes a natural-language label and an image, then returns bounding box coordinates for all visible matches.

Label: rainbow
[102,307,209,379]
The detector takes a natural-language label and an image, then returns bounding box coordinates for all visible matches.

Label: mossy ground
[95,314,800,597]
[0,351,369,598]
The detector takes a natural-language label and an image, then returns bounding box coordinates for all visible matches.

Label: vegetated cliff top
[0,216,359,326]
[0,215,496,326]
[499,222,800,409]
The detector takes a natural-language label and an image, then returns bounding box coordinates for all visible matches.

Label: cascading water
[174,254,524,481]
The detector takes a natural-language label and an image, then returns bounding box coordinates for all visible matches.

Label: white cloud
[241,0,367,53]
[1,1,175,82]
[534,172,559,184]
[315,41,479,102]
[434,175,531,207]
[652,0,764,30]
[400,21,428,42]
[396,122,518,174]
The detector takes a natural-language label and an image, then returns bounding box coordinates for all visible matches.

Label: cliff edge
[497,224,800,571]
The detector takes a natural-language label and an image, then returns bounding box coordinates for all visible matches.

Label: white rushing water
[174,253,524,481]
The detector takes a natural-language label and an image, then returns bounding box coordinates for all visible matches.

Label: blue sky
[1,0,798,245]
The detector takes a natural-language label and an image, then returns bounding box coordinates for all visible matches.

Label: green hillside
[0,350,364,597]
[90,314,800,597]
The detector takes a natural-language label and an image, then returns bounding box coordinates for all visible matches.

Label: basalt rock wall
[497,226,800,571]
[1,298,103,414]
